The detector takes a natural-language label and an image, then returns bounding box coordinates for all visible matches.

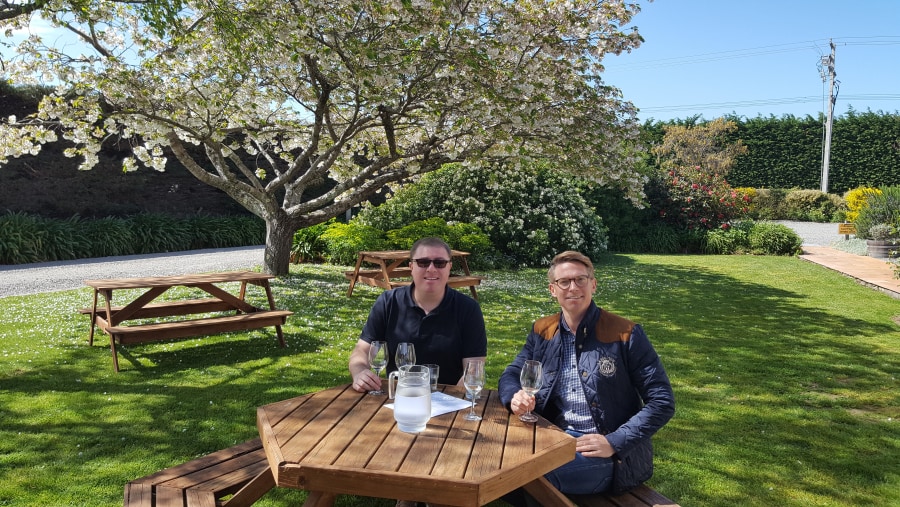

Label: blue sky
[602,0,900,122]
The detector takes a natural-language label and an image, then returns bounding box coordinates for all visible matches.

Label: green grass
[1,254,898,507]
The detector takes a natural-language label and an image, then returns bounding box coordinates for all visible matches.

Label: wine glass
[395,342,416,369]
[518,360,543,423]
[367,341,387,395]
[463,359,485,421]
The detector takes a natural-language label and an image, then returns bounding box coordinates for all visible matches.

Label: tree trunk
[263,216,294,275]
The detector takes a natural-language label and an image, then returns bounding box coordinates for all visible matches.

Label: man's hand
[575,433,615,458]
[509,389,536,416]
[351,368,381,393]
[348,339,382,393]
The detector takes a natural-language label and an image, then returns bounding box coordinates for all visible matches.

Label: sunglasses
[412,258,450,268]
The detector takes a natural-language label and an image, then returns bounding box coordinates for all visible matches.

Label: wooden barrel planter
[867,240,898,259]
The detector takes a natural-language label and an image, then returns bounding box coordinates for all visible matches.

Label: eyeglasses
[552,275,592,289]
[412,258,450,269]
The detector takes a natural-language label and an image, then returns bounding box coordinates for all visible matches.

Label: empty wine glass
[367,341,387,395]
[519,360,543,423]
[463,359,485,421]
[395,342,416,369]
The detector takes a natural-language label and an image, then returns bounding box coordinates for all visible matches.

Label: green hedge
[642,112,900,193]
[0,212,264,265]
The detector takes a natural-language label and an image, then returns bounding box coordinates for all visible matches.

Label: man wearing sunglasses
[499,251,675,503]
[349,237,487,394]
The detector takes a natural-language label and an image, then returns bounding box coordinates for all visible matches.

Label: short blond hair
[547,251,595,282]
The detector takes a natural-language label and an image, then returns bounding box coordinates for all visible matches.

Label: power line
[606,37,900,71]
[636,94,900,114]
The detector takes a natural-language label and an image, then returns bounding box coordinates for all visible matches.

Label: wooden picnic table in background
[344,250,483,299]
[82,271,292,372]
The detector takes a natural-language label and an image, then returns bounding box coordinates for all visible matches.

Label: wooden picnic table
[82,271,292,372]
[344,250,483,299]
[257,383,577,507]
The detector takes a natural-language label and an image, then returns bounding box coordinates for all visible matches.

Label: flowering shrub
[654,165,748,230]
[356,164,608,267]
[854,186,900,239]
[844,187,882,223]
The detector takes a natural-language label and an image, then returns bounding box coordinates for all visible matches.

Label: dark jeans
[502,430,614,506]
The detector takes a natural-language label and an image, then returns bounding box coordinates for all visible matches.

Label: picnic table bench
[344,249,483,299]
[81,271,292,372]
[124,438,274,507]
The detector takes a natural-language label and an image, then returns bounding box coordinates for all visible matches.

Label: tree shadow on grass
[591,255,900,506]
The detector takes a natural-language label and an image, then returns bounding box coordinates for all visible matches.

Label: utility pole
[820,40,837,193]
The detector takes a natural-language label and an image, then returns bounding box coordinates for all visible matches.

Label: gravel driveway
[0,245,265,298]
[775,220,848,246]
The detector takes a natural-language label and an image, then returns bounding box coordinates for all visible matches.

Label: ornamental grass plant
[1,255,898,507]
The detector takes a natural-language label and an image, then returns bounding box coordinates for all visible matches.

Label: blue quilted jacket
[499,301,675,457]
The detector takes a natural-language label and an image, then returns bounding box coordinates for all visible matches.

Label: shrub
[782,189,844,222]
[0,211,42,264]
[385,217,496,270]
[654,165,748,230]
[867,223,897,242]
[749,188,789,220]
[318,222,390,265]
[39,215,93,261]
[704,221,754,254]
[748,222,803,255]
[640,224,686,253]
[128,213,193,253]
[80,217,138,257]
[844,186,882,223]
[356,163,608,267]
[291,219,334,263]
[189,215,264,248]
[854,186,900,240]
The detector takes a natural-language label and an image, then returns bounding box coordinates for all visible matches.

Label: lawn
[0,254,898,507]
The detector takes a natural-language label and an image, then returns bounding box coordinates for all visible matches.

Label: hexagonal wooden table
[257,383,577,507]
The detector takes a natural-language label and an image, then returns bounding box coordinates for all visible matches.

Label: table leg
[260,281,287,347]
[109,333,121,373]
[347,253,365,297]
[522,477,577,507]
[238,281,249,315]
[88,290,99,346]
[457,256,479,299]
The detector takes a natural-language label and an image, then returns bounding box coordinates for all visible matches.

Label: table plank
[84,271,274,290]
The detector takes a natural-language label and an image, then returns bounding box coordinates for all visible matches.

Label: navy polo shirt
[360,284,487,384]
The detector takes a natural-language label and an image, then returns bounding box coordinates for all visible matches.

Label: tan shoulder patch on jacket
[534,314,559,341]
[595,310,636,343]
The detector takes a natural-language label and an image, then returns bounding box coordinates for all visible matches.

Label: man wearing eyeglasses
[349,237,487,394]
[499,251,675,502]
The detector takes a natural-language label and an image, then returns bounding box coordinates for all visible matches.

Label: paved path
[799,246,900,299]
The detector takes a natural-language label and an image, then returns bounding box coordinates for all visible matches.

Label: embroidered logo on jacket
[598,356,617,377]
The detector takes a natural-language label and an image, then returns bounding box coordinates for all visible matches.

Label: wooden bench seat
[124,438,273,507]
[390,275,483,289]
[342,267,413,279]
[568,484,681,507]
[107,310,293,345]
[79,298,237,319]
